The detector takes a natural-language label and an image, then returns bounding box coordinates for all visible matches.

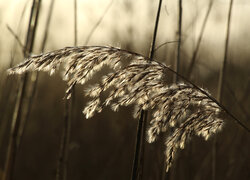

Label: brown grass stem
[56,99,72,180]
[56,1,77,179]
[154,40,179,52]
[2,1,41,180]
[217,0,234,103]
[131,0,162,179]
[41,0,55,51]
[6,25,25,52]
[169,1,183,178]
[186,0,214,78]
[213,1,234,179]
[18,0,55,148]
[175,0,182,83]
[0,2,29,152]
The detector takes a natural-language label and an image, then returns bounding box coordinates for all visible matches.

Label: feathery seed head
[8,46,224,172]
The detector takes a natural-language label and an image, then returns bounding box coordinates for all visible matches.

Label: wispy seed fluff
[8,46,224,172]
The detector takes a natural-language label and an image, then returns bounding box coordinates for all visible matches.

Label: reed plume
[8,45,224,172]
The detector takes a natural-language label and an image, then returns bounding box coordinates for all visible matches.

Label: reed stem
[131,0,162,179]
[2,1,41,179]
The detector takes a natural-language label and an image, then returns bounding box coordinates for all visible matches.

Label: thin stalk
[56,99,72,180]
[85,0,113,45]
[154,40,179,52]
[18,0,55,148]
[214,0,234,179]
[131,0,162,179]
[174,0,182,83]
[0,23,26,150]
[56,0,77,179]
[2,1,41,180]
[6,25,25,52]
[186,0,213,78]
[217,1,233,102]
[167,1,183,179]
[0,4,28,150]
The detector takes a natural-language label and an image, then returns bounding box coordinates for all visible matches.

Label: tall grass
[186,0,214,78]
[1,1,250,179]
[18,0,56,150]
[131,1,162,179]
[175,0,182,83]
[8,44,249,177]
[2,1,41,180]
[0,1,28,150]
[214,0,234,179]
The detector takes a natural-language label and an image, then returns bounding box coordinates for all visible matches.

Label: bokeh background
[0,0,249,179]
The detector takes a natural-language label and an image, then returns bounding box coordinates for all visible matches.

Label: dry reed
[8,45,228,172]
[3,1,41,180]
[214,0,234,179]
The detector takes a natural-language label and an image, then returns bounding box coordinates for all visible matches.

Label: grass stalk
[56,98,72,180]
[2,1,41,180]
[174,0,182,83]
[131,0,162,179]
[186,0,213,78]
[56,1,77,179]
[166,1,183,179]
[214,1,234,179]
[0,2,28,150]
[18,0,55,148]
[154,40,179,52]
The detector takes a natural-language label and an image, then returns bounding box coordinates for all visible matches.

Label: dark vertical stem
[131,112,145,180]
[2,1,41,180]
[167,1,182,179]
[18,0,55,148]
[41,0,55,51]
[148,0,162,59]
[0,2,28,151]
[175,0,182,83]
[130,0,162,179]
[186,0,213,78]
[217,0,233,101]
[56,1,77,179]
[214,0,234,180]
[56,98,72,180]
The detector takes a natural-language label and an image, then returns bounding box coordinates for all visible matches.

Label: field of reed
[0,0,249,180]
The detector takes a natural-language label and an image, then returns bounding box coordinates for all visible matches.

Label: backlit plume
[8,46,224,171]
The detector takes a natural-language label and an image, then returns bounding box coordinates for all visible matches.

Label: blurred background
[0,0,249,179]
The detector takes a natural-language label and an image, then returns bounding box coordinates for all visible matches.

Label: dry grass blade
[8,45,249,172]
